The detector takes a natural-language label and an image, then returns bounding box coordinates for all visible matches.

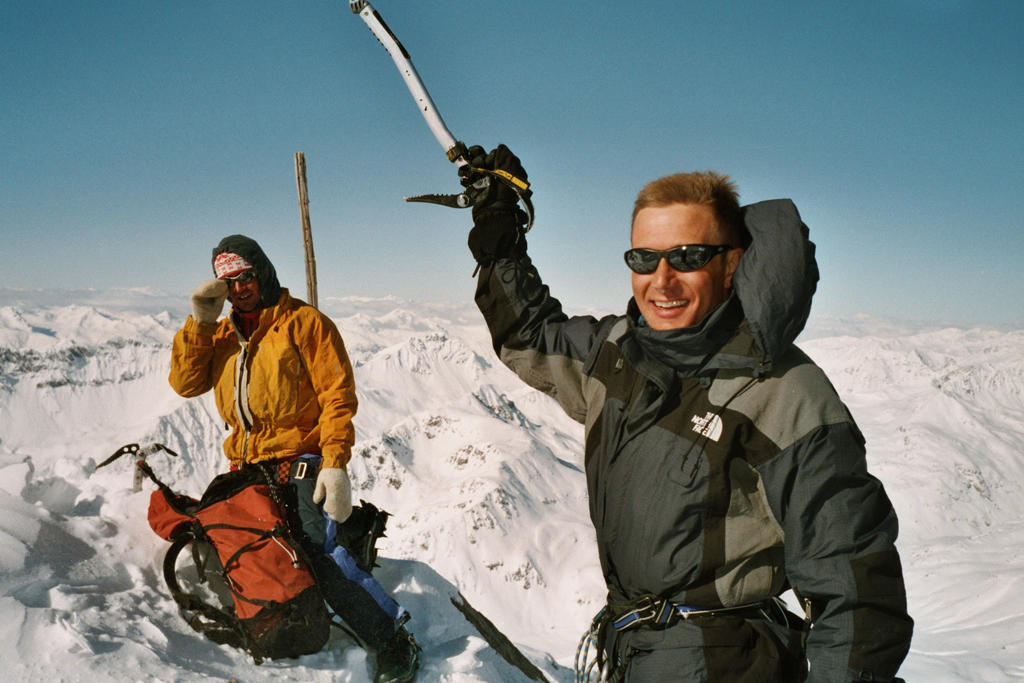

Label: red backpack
[145,463,331,663]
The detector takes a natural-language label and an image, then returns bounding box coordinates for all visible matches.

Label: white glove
[312,467,353,522]
[190,278,228,323]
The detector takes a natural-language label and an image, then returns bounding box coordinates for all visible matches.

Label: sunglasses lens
[667,246,711,272]
[624,249,659,274]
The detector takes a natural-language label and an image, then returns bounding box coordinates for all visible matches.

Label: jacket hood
[732,199,818,362]
[211,234,283,308]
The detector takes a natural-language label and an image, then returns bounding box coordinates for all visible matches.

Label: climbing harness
[574,595,781,682]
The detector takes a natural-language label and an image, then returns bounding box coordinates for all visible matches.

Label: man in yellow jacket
[169,234,419,683]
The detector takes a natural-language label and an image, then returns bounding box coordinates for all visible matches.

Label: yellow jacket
[169,289,357,469]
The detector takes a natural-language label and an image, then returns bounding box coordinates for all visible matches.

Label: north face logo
[691,412,723,442]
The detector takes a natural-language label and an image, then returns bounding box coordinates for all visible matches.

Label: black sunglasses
[222,270,257,283]
[623,244,733,274]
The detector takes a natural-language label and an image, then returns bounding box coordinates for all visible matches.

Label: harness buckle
[289,457,320,481]
[611,595,663,631]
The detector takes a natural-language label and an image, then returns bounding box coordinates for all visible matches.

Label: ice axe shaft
[349,0,534,233]
[349,0,468,167]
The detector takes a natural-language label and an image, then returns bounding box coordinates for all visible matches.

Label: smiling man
[628,177,745,331]
[466,146,913,682]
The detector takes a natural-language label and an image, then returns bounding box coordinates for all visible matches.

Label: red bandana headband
[213,252,254,279]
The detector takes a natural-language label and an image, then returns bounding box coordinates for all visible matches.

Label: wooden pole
[294,152,318,308]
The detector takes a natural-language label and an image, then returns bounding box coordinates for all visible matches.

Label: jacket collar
[621,293,757,383]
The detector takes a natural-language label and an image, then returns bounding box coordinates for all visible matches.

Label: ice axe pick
[96,443,179,492]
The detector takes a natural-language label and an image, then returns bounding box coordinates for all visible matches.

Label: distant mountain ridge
[0,295,1021,681]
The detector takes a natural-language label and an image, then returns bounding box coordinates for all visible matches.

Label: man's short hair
[632,171,749,248]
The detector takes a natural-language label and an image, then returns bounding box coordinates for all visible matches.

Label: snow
[0,291,1022,681]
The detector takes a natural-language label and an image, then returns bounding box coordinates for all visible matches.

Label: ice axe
[96,442,179,492]
[349,0,534,231]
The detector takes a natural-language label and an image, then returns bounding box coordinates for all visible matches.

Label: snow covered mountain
[0,292,1021,681]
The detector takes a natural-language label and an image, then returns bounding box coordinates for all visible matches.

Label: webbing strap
[163,533,254,649]
[610,595,771,632]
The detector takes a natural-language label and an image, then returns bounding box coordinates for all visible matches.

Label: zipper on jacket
[234,341,255,464]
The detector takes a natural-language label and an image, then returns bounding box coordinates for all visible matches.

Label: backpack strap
[162,530,263,660]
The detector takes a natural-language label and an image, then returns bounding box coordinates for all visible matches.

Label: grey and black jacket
[473,200,913,681]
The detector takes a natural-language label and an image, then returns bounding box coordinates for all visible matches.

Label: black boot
[374,626,421,683]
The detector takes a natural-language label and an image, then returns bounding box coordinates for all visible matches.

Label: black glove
[465,144,530,265]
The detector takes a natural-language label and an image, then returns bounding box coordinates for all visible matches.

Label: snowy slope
[0,293,1021,681]
[800,329,1024,682]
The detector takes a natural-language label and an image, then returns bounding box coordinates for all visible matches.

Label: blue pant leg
[324,515,405,622]
[288,467,404,647]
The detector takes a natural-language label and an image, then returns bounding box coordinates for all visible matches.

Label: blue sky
[2,1,1021,326]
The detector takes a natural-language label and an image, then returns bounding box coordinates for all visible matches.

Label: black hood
[732,199,819,361]
[211,235,283,308]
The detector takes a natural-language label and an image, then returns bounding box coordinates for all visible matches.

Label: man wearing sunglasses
[466,146,912,682]
[169,235,420,683]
